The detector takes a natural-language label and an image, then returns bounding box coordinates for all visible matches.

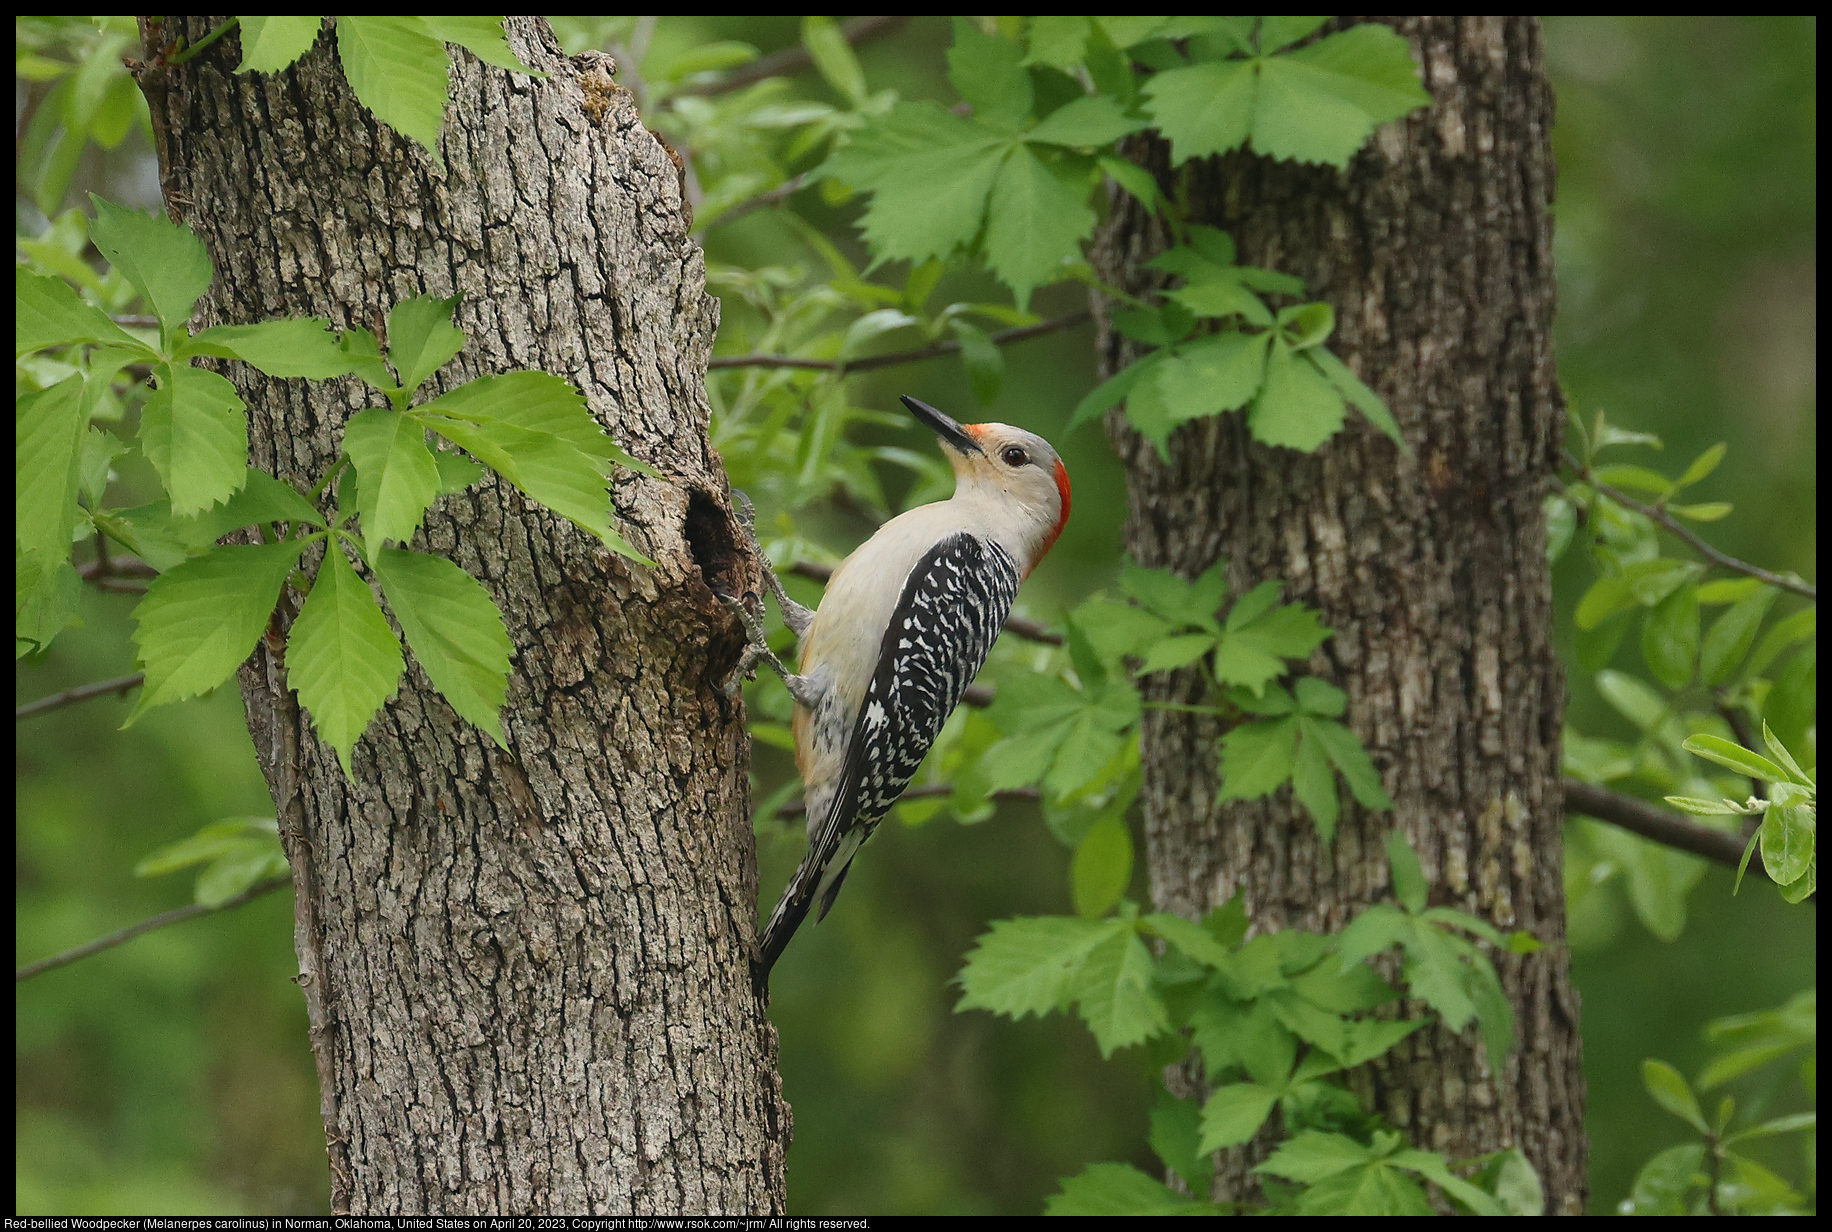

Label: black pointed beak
[900,395,982,456]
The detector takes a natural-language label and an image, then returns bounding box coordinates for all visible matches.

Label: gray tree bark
[1092,17,1585,1212]
[136,16,787,1214]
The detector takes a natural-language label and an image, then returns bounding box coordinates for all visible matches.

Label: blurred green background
[15,15,1815,1215]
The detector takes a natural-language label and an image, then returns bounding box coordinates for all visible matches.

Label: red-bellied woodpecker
[719,395,1071,983]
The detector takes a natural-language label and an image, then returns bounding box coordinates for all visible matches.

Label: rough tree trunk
[137,16,787,1214]
[1092,17,1585,1212]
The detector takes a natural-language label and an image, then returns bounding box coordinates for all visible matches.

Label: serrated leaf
[1075,926,1170,1056]
[1388,1148,1506,1217]
[984,143,1094,309]
[236,16,325,73]
[1256,1130,1375,1183]
[182,317,353,379]
[16,550,82,657]
[1218,715,1298,800]
[1044,1162,1198,1216]
[373,547,511,747]
[16,268,141,354]
[80,427,127,507]
[139,363,250,517]
[1156,330,1270,419]
[16,376,88,566]
[338,326,399,392]
[1398,922,1477,1033]
[1385,831,1427,913]
[434,449,484,495]
[1272,22,1431,142]
[341,409,439,557]
[1097,153,1159,208]
[416,16,539,74]
[956,914,1119,1018]
[946,17,1031,130]
[1143,57,1256,164]
[800,15,868,106]
[1278,301,1334,350]
[126,538,310,719]
[1250,338,1347,450]
[1148,1086,1211,1195]
[86,195,216,339]
[1027,93,1144,148]
[1199,1082,1281,1151]
[285,541,404,775]
[1336,902,1412,970]
[1291,717,1339,839]
[1293,676,1346,717]
[1135,632,1216,675]
[1066,351,1163,433]
[177,469,328,540]
[387,294,466,394]
[337,15,450,165]
[1142,912,1234,970]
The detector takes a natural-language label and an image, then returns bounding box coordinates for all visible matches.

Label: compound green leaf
[1218,714,1298,800]
[1024,15,1092,72]
[86,195,214,337]
[183,317,352,379]
[1199,1082,1281,1152]
[236,16,325,73]
[342,409,440,556]
[15,376,87,567]
[374,547,511,747]
[984,143,1093,309]
[1250,338,1346,450]
[1306,345,1404,446]
[1027,93,1145,148]
[946,17,1031,130]
[1143,58,1256,164]
[386,293,466,394]
[956,914,1119,1018]
[139,363,250,517]
[337,15,450,165]
[1074,925,1169,1056]
[16,268,141,354]
[416,16,539,74]
[1045,1163,1199,1216]
[1291,717,1339,839]
[286,539,404,775]
[127,538,310,720]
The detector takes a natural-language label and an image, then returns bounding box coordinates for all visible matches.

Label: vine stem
[1564,451,1816,600]
[708,310,1091,374]
[164,16,239,66]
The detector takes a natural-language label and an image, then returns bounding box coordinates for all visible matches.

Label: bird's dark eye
[1000,445,1029,467]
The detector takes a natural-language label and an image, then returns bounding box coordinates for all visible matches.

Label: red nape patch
[1041,458,1071,558]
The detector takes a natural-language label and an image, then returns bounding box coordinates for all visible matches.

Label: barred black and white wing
[758,532,1020,977]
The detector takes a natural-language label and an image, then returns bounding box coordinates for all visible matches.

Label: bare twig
[17,672,146,721]
[785,561,1063,647]
[1566,451,1816,601]
[673,16,908,98]
[777,782,1038,819]
[708,309,1092,374]
[1563,778,1770,877]
[109,314,159,329]
[15,875,290,981]
[708,171,811,228]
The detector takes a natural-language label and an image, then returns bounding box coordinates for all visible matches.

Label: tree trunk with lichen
[1092,16,1585,1213]
[137,15,787,1214]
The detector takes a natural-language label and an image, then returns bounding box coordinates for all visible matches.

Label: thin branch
[785,561,1063,647]
[777,783,1038,819]
[707,171,811,229]
[1565,451,1816,600]
[110,314,159,329]
[78,555,157,580]
[708,309,1092,374]
[674,16,908,98]
[1563,778,1769,877]
[15,875,290,982]
[164,15,238,65]
[17,672,145,722]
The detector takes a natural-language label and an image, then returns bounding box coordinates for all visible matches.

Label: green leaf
[15,376,88,566]
[1624,1143,1706,1216]
[373,547,512,747]
[1696,577,1763,605]
[946,17,1032,130]
[16,549,82,657]
[1158,330,1271,419]
[336,15,451,165]
[983,143,1094,309]
[1310,718,1392,810]
[1121,560,1229,632]
[434,449,484,495]
[1674,442,1727,489]
[1642,1058,1708,1133]
[949,319,1004,404]
[1066,352,1160,433]
[1293,676,1346,717]
[1264,23,1431,156]
[1593,463,1674,496]
[236,16,325,73]
[86,196,215,337]
[387,294,467,394]
[956,915,1117,1019]
[1148,1086,1212,1195]
[416,16,539,75]
[1027,94,1144,148]
[1594,669,1676,736]
[1699,585,1778,685]
[1071,814,1134,919]
[1143,57,1256,164]
[1681,734,1786,785]
[1398,922,1477,1033]
[342,409,439,556]
[286,540,404,775]
[1199,1082,1281,1151]
[1291,717,1339,839]
[338,326,399,392]
[1385,831,1427,913]
[1305,347,1404,447]
[126,538,311,720]
[1746,607,1814,678]
[1641,580,1699,689]
[818,101,1008,268]
[1388,1149,1505,1217]
[1074,926,1169,1056]
[1249,338,1346,451]
[1663,796,1754,817]
[801,15,868,106]
[1758,802,1814,889]
[1135,632,1216,675]
[1256,1130,1374,1183]
[1278,302,1334,350]
[138,363,250,517]
[182,317,354,379]
[80,427,127,507]
[1335,902,1411,969]
[1045,1162,1198,1216]
[1214,603,1329,695]
[15,268,141,354]
[1761,721,1812,787]
[1218,715,1298,800]
[179,469,328,539]
[1665,501,1732,522]
[1142,912,1235,970]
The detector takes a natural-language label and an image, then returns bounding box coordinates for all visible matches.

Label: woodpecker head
[900,395,1071,572]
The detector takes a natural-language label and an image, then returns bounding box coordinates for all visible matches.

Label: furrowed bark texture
[138,16,788,1214]
[1092,17,1584,1212]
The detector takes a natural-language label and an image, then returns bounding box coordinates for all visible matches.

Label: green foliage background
[14,15,1815,1214]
